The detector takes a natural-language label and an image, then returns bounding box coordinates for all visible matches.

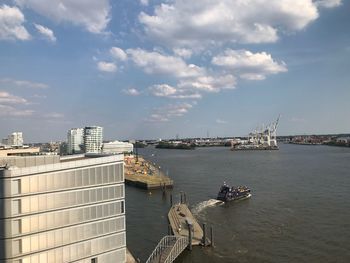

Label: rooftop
[0,154,123,177]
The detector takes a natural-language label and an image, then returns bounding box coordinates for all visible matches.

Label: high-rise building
[67,128,84,154]
[7,132,23,147]
[84,126,103,153]
[0,154,126,262]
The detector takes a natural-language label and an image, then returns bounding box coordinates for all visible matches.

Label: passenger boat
[217,183,251,202]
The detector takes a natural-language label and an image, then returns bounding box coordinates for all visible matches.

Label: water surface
[126,144,350,262]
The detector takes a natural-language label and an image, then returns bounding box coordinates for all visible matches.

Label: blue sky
[0,0,349,142]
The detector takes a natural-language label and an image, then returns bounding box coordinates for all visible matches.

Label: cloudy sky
[0,0,349,142]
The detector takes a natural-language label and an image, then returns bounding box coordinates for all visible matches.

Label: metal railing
[146,235,189,263]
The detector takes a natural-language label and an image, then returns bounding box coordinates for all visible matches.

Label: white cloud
[171,93,202,99]
[140,0,149,6]
[216,119,228,124]
[315,0,342,8]
[149,84,202,99]
[0,78,48,89]
[173,48,193,59]
[0,91,27,104]
[165,103,193,117]
[0,5,30,41]
[178,74,236,92]
[43,112,64,118]
[15,0,111,33]
[146,102,194,122]
[126,48,204,78]
[123,88,141,96]
[149,84,176,97]
[0,104,34,117]
[121,48,235,98]
[139,0,324,48]
[110,47,127,61]
[97,61,117,72]
[34,23,56,42]
[31,94,47,99]
[212,49,287,80]
[145,113,169,122]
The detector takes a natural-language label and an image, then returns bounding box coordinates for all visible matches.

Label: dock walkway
[168,203,203,245]
[146,195,212,263]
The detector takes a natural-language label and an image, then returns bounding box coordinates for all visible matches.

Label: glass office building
[67,128,84,154]
[0,154,126,263]
[84,127,103,153]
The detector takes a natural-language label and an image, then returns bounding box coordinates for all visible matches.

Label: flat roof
[0,154,123,178]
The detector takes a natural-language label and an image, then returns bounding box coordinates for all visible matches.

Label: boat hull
[217,193,251,202]
[217,185,251,202]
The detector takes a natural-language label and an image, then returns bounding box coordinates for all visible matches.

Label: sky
[0,0,349,142]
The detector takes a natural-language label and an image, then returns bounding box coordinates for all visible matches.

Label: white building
[67,128,84,154]
[103,141,133,154]
[336,137,350,143]
[84,126,103,153]
[0,154,126,262]
[7,132,23,147]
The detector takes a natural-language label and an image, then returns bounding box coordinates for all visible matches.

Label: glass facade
[67,128,84,154]
[84,126,103,153]
[0,155,125,263]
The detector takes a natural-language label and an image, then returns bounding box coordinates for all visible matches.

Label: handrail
[163,236,188,263]
[146,235,188,263]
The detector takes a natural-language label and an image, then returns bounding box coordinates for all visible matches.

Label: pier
[146,193,213,263]
[168,203,203,245]
[124,156,173,189]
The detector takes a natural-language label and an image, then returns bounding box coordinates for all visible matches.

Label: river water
[125,144,350,263]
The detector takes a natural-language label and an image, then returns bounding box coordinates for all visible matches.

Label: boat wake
[192,199,224,215]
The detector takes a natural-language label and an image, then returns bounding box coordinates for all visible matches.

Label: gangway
[146,235,189,263]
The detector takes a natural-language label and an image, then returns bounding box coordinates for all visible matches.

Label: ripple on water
[127,145,350,263]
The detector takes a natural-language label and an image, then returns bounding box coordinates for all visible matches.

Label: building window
[12,240,22,255]
[91,257,98,263]
[12,179,21,195]
[121,201,124,214]
[12,200,21,215]
[12,219,22,235]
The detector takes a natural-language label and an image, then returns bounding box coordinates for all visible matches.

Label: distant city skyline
[1,0,349,141]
